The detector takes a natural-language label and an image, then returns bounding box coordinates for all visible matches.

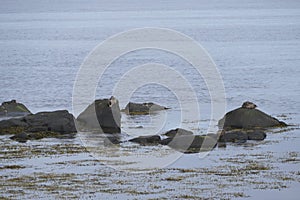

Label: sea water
[0,0,299,199]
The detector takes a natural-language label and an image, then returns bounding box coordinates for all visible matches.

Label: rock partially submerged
[247,130,267,140]
[76,97,121,133]
[216,102,286,145]
[163,128,194,138]
[10,131,76,143]
[219,130,248,143]
[218,102,287,129]
[219,129,267,143]
[129,135,161,145]
[123,102,169,115]
[0,110,77,142]
[160,135,217,154]
[0,100,31,117]
[127,128,218,153]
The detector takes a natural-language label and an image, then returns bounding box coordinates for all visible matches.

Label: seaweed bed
[0,122,299,199]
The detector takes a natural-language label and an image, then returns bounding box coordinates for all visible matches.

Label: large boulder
[160,135,217,154]
[0,100,31,117]
[0,110,77,141]
[123,102,169,115]
[218,102,287,129]
[76,96,121,133]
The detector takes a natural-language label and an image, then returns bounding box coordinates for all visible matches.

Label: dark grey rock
[206,133,218,140]
[219,107,287,129]
[0,100,31,117]
[0,110,76,139]
[129,135,161,145]
[10,131,76,143]
[247,130,267,140]
[25,110,77,133]
[76,97,121,133]
[104,135,122,145]
[123,102,169,115]
[160,135,217,154]
[0,118,29,129]
[220,130,248,143]
[27,126,48,132]
[10,132,29,143]
[163,128,194,138]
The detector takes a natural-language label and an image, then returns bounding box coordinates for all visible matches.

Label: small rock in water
[10,132,29,143]
[163,128,194,138]
[123,102,169,115]
[129,135,161,145]
[241,101,257,109]
[247,130,266,140]
[160,135,217,154]
[220,130,248,143]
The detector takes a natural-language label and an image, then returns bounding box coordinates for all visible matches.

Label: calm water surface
[0,0,299,199]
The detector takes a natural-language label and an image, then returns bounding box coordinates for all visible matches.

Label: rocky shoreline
[0,98,288,153]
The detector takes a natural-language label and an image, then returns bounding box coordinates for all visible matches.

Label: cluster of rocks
[0,98,168,143]
[119,101,287,153]
[111,128,217,154]
[218,101,286,144]
[0,98,288,153]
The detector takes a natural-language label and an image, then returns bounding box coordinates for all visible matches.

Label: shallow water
[1,0,300,199]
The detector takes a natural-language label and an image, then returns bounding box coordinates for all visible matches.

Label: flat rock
[10,131,76,143]
[160,135,217,154]
[219,129,267,143]
[123,102,169,115]
[163,128,194,138]
[76,97,121,133]
[10,132,29,143]
[219,130,248,143]
[103,135,122,145]
[129,135,161,145]
[247,130,266,140]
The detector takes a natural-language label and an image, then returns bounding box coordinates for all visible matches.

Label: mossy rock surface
[0,110,77,140]
[0,100,31,117]
[0,126,26,135]
[10,131,76,143]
